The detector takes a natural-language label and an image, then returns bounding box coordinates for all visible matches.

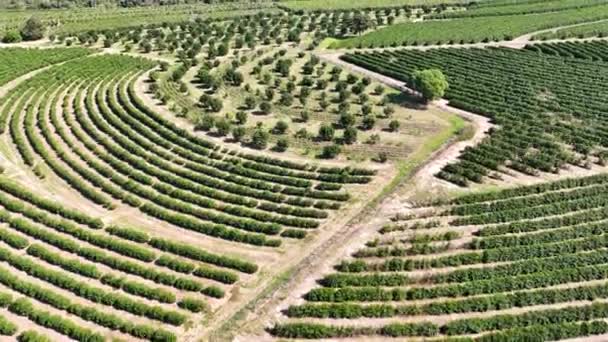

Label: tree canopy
[411,69,449,102]
[21,17,45,41]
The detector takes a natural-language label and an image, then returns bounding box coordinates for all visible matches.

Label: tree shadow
[385,92,426,110]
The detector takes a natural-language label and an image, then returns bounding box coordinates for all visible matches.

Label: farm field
[278,0,469,11]
[3,0,608,341]
[269,173,608,340]
[342,42,608,186]
[0,1,277,36]
[0,5,465,340]
[61,10,463,163]
[430,0,608,19]
[533,19,608,40]
[331,4,608,48]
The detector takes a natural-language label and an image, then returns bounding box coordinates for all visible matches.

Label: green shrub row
[478,206,608,236]
[4,210,205,294]
[432,249,608,284]
[0,226,29,249]
[0,177,103,229]
[17,330,51,342]
[476,320,608,342]
[105,83,337,216]
[178,297,208,313]
[450,182,608,216]
[280,228,307,239]
[126,79,328,185]
[101,274,176,303]
[269,322,437,339]
[451,191,608,226]
[0,262,175,341]
[81,88,292,233]
[444,302,608,335]
[289,281,608,318]
[23,85,115,208]
[0,314,17,336]
[155,254,196,273]
[319,273,409,287]
[0,245,186,325]
[0,192,156,262]
[193,265,239,285]
[140,202,280,247]
[106,225,150,243]
[150,237,258,274]
[9,298,104,342]
[27,243,101,279]
[307,263,608,302]
[473,220,608,249]
[452,173,608,205]
[345,232,608,273]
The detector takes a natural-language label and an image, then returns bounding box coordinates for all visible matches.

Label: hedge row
[472,220,608,249]
[106,82,340,216]
[443,302,608,335]
[0,226,29,249]
[150,237,258,274]
[431,249,608,284]
[106,225,150,243]
[0,245,187,325]
[343,232,608,272]
[0,314,17,336]
[3,211,205,294]
[452,173,608,205]
[449,182,608,216]
[306,264,608,302]
[288,282,608,318]
[0,177,104,229]
[0,189,156,262]
[9,298,104,342]
[318,273,409,287]
[0,263,174,341]
[101,274,177,304]
[91,85,325,228]
[23,85,115,208]
[17,330,51,342]
[268,322,437,338]
[178,297,208,313]
[478,205,608,236]
[26,243,101,279]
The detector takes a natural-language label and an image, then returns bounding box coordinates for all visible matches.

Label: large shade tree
[412,69,449,102]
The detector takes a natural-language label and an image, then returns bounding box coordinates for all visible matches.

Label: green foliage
[17,330,51,342]
[412,69,448,101]
[178,297,208,313]
[318,124,335,141]
[2,30,21,43]
[251,128,270,149]
[20,17,45,41]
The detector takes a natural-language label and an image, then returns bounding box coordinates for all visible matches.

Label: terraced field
[271,173,608,340]
[342,41,608,186]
